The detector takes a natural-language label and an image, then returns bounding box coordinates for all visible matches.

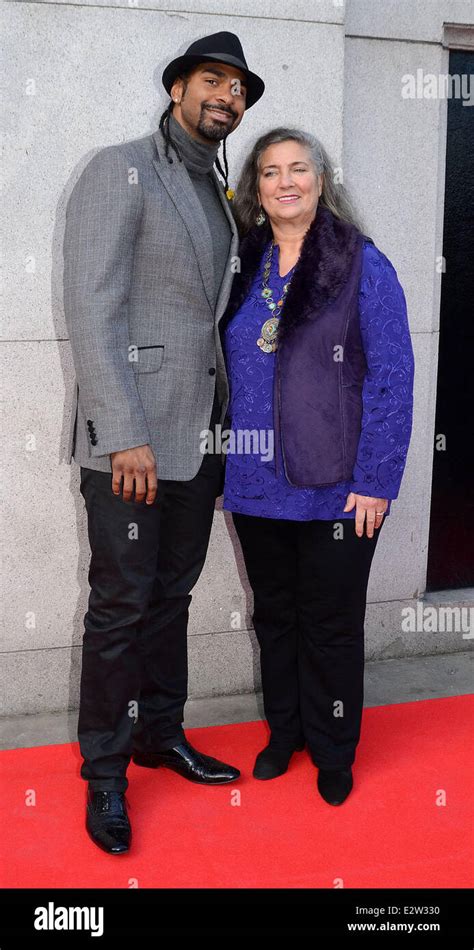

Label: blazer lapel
[151,130,239,319]
[151,131,215,312]
[209,167,239,322]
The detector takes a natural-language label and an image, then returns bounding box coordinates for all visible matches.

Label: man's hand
[110,444,158,505]
[343,492,388,537]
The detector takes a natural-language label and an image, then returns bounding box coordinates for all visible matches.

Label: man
[63,31,265,854]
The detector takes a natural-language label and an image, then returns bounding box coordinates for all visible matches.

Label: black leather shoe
[132,739,240,785]
[317,767,353,805]
[253,741,306,780]
[86,788,131,854]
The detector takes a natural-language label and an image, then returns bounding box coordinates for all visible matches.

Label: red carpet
[1,695,472,889]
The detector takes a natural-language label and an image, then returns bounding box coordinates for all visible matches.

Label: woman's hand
[343,492,388,538]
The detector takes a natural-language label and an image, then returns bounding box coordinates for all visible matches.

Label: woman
[220,128,415,805]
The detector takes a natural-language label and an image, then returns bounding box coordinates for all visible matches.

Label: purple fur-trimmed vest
[220,204,372,487]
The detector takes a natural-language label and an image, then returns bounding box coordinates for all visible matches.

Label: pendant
[261,317,279,341]
[257,340,275,353]
[257,317,279,353]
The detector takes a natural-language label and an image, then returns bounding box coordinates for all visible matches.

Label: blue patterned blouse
[222,238,415,521]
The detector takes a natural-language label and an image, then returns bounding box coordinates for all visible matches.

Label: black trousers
[78,394,222,792]
[231,512,385,770]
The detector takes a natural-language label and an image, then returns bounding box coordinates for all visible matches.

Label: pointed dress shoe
[86,788,131,854]
[317,767,353,805]
[132,738,240,785]
[253,741,306,780]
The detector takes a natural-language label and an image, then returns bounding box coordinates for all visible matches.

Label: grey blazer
[62,128,239,479]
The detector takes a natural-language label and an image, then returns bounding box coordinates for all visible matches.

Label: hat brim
[162,53,265,109]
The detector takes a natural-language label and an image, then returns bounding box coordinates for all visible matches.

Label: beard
[197,104,235,142]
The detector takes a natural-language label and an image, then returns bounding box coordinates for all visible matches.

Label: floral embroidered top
[222,238,415,521]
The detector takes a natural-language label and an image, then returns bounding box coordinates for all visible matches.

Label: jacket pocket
[132,345,165,374]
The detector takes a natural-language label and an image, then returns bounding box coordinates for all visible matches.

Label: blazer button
[90,437,98,446]
[87,419,94,428]
[208,368,216,376]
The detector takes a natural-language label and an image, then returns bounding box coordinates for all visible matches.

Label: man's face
[170,62,247,144]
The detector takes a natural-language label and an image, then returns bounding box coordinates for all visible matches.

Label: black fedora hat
[162,31,265,110]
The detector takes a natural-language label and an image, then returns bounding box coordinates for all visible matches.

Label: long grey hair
[232,127,365,237]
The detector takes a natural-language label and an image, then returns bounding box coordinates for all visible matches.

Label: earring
[255,204,266,226]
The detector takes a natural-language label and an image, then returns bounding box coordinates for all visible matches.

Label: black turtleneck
[167,113,232,307]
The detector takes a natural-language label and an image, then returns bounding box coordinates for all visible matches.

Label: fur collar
[223,204,365,344]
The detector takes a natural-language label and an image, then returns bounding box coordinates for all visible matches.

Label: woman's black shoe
[317,767,353,805]
[253,741,305,780]
[86,788,131,854]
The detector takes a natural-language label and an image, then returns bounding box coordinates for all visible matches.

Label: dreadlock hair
[158,67,230,192]
[158,100,184,164]
[215,141,229,194]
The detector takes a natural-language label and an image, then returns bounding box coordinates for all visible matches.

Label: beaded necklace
[257,240,296,353]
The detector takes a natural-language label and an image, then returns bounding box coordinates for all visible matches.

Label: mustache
[202,104,236,119]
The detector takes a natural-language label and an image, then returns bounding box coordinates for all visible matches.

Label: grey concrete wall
[1,0,472,717]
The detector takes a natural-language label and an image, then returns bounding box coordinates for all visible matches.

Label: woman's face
[257,141,322,227]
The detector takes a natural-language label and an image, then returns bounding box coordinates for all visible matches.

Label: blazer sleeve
[63,145,151,458]
[348,241,415,500]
